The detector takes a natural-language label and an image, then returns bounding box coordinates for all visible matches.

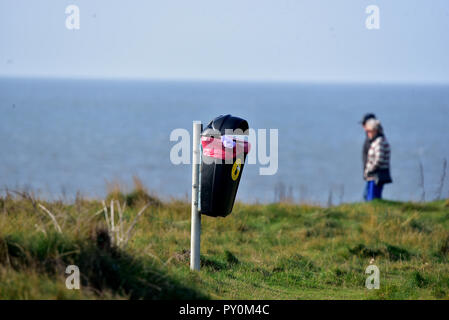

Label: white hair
[365,118,381,130]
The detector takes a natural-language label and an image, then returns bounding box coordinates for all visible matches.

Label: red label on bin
[201,136,250,160]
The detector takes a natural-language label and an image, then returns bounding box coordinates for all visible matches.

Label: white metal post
[190,121,202,271]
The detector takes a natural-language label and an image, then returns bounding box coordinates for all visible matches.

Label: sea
[1,77,448,205]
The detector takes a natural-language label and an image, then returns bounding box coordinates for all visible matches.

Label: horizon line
[1,74,449,87]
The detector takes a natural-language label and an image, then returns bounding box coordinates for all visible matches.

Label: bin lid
[202,114,249,137]
[201,136,250,160]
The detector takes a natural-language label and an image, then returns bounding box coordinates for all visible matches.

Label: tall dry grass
[0,179,448,299]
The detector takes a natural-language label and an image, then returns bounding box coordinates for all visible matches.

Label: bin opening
[201,136,250,160]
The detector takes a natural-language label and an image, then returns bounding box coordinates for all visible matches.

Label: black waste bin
[200,114,250,217]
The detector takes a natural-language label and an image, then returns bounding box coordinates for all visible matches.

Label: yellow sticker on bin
[231,158,242,181]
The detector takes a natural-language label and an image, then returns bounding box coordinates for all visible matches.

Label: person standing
[361,116,392,200]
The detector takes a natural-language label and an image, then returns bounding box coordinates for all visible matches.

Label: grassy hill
[1,184,449,299]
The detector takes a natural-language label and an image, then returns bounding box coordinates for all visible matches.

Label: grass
[1,184,449,300]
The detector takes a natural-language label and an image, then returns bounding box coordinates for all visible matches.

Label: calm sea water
[1,78,448,204]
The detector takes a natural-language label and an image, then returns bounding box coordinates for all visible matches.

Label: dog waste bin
[200,114,250,217]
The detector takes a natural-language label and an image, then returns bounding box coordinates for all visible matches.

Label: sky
[1,0,449,84]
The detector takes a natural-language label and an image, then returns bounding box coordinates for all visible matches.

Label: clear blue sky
[1,0,448,83]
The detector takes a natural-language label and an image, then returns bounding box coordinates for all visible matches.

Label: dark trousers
[364,181,383,201]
